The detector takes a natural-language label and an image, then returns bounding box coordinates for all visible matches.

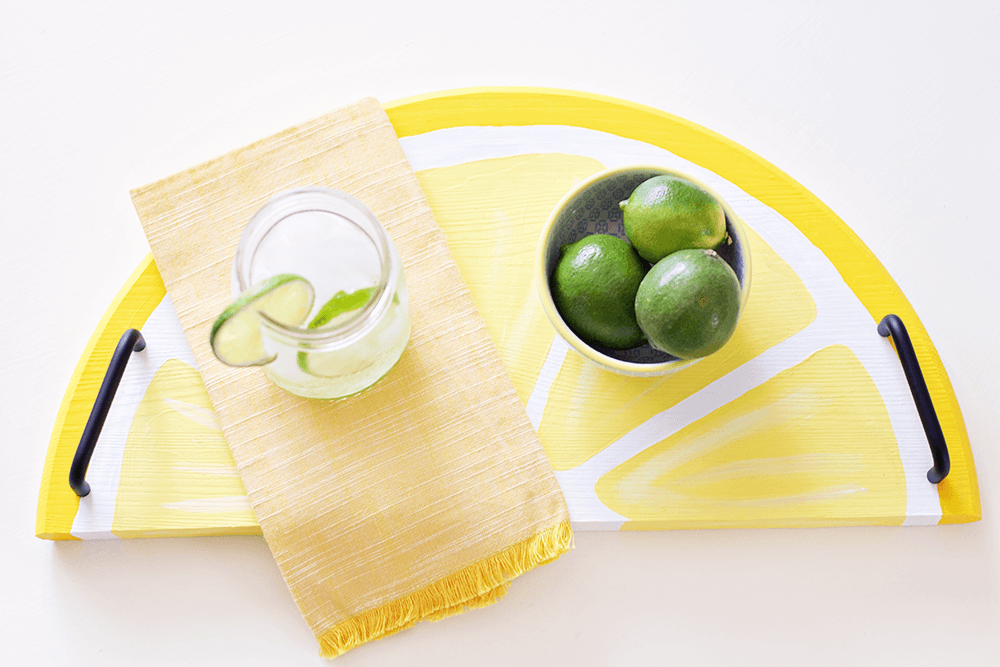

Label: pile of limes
[551,174,742,360]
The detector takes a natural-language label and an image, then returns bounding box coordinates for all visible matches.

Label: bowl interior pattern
[543,168,748,365]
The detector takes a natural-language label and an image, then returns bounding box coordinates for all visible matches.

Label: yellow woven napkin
[130,98,571,657]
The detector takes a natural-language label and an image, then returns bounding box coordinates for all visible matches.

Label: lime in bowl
[535,165,752,377]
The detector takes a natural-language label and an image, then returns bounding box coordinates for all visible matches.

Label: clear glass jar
[233,187,411,399]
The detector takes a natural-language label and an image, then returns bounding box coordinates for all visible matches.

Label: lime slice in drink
[297,286,378,374]
[307,286,378,329]
[210,274,314,366]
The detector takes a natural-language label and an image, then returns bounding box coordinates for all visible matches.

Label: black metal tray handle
[877,314,950,484]
[69,329,146,497]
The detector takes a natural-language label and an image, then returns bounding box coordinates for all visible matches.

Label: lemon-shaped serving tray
[37,88,980,539]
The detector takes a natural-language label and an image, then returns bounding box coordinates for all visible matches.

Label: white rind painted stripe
[525,336,570,430]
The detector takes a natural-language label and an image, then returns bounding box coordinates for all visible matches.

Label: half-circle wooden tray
[37,88,980,539]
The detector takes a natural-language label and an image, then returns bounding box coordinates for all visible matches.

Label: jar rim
[234,186,398,349]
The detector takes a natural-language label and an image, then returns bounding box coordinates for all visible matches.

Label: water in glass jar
[239,203,411,399]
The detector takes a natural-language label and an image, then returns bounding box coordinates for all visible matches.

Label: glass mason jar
[233,187,411,399]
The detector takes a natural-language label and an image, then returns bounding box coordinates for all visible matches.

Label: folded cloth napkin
[130,98,571,657]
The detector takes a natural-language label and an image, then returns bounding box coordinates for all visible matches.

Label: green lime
[620,174,727,263]
[551,234,647,349]
[210,274,314,366]
[635,248,740,359]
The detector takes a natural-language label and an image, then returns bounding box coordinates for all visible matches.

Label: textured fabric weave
[130,98,571,657]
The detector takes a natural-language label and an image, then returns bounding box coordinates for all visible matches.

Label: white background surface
[2,1,998,664]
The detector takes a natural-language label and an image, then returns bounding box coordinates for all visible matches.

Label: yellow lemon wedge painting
[594,345,903,529]
[36,88,979,539]
[113,358,256,537]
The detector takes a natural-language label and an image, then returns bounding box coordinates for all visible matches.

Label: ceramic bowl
[535,165,752,376]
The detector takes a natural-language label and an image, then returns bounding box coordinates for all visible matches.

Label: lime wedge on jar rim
[210,274,314,366]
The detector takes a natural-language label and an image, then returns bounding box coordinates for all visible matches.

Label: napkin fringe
[317,519,572,658]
